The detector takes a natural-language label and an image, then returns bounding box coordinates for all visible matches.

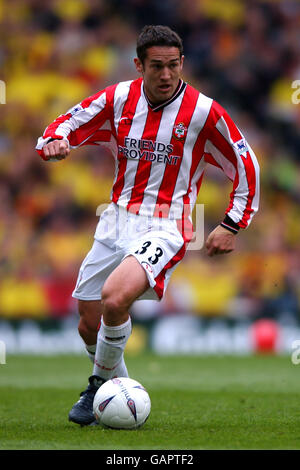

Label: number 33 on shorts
[134,241,164,265]
[129,231,184,298]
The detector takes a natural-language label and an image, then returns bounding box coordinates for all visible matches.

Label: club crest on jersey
[173,122,187,141]
[234,138,248,158]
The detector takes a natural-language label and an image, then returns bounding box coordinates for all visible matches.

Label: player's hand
[205,225,236,257]
[42,139,70,161]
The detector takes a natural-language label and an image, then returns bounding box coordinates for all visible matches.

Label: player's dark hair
[136,25,183,64]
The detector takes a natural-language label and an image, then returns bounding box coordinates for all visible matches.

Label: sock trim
[85,344,97,354]
[100,316,132,341]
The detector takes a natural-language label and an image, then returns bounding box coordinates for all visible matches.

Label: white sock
[85,343,128,377]
[93,316,131,380]
[114,354,129,378]
[85,343,97,363]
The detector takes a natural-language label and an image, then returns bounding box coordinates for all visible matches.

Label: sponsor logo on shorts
[141,261,154,275]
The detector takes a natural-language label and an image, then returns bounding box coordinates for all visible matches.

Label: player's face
[135,46,184,104]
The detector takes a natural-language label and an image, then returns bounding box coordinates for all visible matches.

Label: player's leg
[93,224,188,383]
[92,255,149,382]
[71,232,120,364]
[77,297,130,379]
[76,252,149,369]
[69,256,149,425]
[68,299,103,425]
[68,234,122,425]
[101,254,150,325]
[77,299,101,360]
[69,298,129,426]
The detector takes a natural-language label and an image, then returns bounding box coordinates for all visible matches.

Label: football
[93,377,151,429]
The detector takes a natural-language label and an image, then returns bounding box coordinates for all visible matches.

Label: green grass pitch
[0,352,299,450]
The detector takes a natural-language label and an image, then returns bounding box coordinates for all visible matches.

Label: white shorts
[72,203,188,301]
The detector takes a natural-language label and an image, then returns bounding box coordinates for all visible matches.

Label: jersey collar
[142,79,187,112]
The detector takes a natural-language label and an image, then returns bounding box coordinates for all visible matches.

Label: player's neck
[143,79,185,112]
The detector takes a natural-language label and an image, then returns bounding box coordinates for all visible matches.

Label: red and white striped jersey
[36,77,260,229]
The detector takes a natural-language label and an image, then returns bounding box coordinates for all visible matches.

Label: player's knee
[78,316,92,339]
[77,300,100,337]
[101,288,129,318]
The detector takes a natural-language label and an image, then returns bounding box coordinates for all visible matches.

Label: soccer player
[36,25,260,425]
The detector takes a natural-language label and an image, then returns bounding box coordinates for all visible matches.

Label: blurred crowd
[0,0,299,324]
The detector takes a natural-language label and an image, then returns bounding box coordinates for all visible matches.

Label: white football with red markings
[93,377,151,429]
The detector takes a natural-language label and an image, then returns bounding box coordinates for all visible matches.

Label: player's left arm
[204,101,260,256]
[205,225,236,257]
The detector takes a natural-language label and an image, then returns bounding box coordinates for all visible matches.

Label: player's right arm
[36,85,116,161]
[42,139,70,161]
